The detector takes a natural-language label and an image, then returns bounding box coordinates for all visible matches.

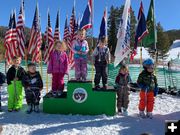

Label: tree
[148,22,170,61]
[108,6,117,55]
[107,5,136,56]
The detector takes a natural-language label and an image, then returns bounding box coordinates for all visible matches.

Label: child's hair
[99,36,107,44]
[119,64,129,73]
[54,40,67,51]
[12,56,21,61]
[27,62,36,68]
[78,29,86,36]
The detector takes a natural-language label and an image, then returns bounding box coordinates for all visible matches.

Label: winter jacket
[72,39,89,59]
[115,73,131,89]
[0,72,6,85]
[22,71,43,90]
[92,45,111,65]
[47,50,69,74]
[6,65,26,85]
[137,70,158,91]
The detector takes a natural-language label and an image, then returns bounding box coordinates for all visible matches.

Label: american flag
[11,12,19,57]
[44,11,54,64]
[4,11,19,64]
[4,14,13,64]
[68,6,77,68]
[54,10,60,41]
[63,16,70,44]
[70,6,76,41]
[63,16,74,68]
[28,4,42,63]
[16,0,25,57]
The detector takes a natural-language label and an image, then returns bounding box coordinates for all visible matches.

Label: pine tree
[107,5,136,56]
[148,22,170,60]
[108,6,117,55]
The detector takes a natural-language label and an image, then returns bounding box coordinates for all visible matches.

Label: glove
[138,83,149,91]
[114,84,120,90]
[154,86,159,97]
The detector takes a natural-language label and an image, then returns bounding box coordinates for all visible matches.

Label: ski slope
[0,86,180,135]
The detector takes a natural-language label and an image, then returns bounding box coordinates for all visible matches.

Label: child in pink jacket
[47,41,69,96]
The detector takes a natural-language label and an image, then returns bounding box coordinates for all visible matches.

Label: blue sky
[0,0,180,38]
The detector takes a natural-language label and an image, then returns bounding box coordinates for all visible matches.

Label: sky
[0,0,180,38]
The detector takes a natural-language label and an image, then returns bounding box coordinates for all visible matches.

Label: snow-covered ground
[0,86,180,135]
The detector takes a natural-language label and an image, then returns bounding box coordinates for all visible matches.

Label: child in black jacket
[0,72,6,111]
[6,56,26,112]
[22,63,43,113]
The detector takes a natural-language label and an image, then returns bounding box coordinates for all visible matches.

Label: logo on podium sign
[72,88,88,103]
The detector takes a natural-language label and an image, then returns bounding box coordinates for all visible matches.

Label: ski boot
[26,104,33,114]
[34,105,40,113]
[139,111,146,118]
[94,85,101,90]
[57,91,63,97]
[122,108,128,116]
[146,112,153,119]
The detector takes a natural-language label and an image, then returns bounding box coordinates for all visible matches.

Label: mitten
[154,86,159,97]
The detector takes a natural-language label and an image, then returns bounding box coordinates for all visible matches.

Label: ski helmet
[143,58,154,68]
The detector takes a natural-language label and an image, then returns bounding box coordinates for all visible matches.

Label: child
[137,58,158,119]
[0,72,6,111]
[47,40,68,97]
[115,65,131,115]
[6,56,25,112]
[22,63,43,113]
[72,29,89,81]
[92,37,111,89]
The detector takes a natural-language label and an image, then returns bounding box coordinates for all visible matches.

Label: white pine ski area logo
[72,88,88,103]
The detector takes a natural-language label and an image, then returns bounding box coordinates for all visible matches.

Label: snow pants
[94,63,108,86]
[52,73,65,91]
[7,81,23,110]
[74,58,87,80]
[0,87,1,108]
[117,86,130,111]
[25,89,40,105]
[139,90,154,112]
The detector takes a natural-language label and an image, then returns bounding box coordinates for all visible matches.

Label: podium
[43,80,116,116]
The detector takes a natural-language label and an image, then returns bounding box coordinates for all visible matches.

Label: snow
[133,47,151,60]
[166,49,180,61]
[166,40,180,61]
[0,86,180,135]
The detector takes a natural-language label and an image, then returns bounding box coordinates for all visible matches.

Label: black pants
[94,63,108,86]
[0,91,1,107]
[25,89,40,105]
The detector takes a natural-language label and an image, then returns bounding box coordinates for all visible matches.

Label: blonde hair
[119,65,129,73]
[78,29,86,35]
[54,40,67,51]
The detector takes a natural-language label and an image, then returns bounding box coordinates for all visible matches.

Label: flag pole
[91,0,94,85]
[5,58,7,74]
[140,42,143,72]
[153,0,158,75]
[45,9,49,93]
[39,13,43,78]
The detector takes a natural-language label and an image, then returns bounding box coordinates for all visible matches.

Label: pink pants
[52,73,65,91]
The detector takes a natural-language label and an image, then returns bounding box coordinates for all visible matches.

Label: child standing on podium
[92,37,111,90]
[47,41,69,97]
[72,29,89,81]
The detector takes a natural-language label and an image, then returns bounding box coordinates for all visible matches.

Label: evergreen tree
[107,5,136,56]
[148,22,170,61]
[108,6,117,55]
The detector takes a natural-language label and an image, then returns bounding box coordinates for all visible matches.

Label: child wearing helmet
[137,58,158,119]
